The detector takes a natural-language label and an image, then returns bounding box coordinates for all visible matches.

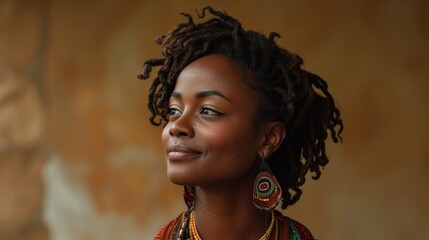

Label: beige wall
[1,0,428,239]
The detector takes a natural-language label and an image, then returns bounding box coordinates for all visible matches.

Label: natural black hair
[138,6,343,209]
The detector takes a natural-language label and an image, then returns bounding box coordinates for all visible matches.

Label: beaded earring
[183,186,195,209]
[253,158,282,210]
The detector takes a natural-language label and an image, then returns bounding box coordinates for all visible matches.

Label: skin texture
[161,54,286,239]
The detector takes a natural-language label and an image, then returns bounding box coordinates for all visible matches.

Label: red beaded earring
[253,158,282,210]
[183,186,195,209]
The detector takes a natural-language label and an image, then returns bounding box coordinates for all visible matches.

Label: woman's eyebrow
[195,90,232,103]
[170,90,232,103]
[171,92,181,99]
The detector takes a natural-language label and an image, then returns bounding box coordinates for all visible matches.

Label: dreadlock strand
[268,32,281,42]
[180,13,195,25]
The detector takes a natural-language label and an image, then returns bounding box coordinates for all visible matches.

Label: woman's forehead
[172,55,258,104]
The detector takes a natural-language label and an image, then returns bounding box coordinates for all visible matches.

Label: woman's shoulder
[154,212,185,240]
[275,210,316,240]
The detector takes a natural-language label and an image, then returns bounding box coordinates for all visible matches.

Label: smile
[166,144,202,161]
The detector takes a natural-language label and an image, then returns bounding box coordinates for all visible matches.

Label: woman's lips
[166,144,202,161]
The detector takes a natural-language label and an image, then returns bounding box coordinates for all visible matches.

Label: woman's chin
[167,170,195,186]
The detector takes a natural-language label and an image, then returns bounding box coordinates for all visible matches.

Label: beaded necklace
[189,210,276,240]
[154,210,313,240]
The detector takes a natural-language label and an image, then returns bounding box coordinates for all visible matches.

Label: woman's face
[162,54,264,187]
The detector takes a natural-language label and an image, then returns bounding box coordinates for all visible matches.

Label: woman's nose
[168,114,195,138]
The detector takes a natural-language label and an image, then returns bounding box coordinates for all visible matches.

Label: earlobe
[259,122,286,158]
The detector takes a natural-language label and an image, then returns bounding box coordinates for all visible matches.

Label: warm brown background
[1,0,428,239]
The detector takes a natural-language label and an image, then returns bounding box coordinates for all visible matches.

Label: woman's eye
[168,107,182,117]
[200,107,221,116]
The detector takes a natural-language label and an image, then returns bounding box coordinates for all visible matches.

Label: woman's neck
[192,177,270,239]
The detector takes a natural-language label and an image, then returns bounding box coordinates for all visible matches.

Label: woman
[139,7,343,240]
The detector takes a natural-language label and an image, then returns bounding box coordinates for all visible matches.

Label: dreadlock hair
[138,6,343,209]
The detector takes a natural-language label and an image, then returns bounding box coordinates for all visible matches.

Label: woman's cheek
[161,124,172,146]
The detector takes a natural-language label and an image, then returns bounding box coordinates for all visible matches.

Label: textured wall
[0,0,428,239]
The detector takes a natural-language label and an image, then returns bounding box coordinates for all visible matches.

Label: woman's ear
[258,122,286,158]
